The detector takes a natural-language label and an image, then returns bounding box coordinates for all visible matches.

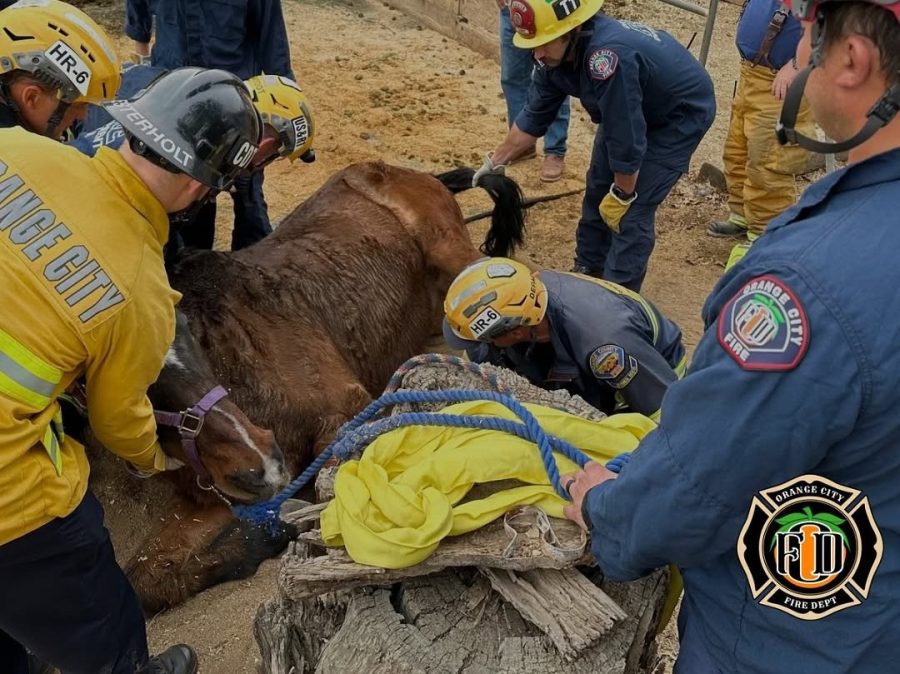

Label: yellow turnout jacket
[0,129,179,545]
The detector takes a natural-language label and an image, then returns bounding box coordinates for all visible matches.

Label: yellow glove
[599,184,638,233]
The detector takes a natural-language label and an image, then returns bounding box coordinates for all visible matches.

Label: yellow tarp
[320,400,656,568]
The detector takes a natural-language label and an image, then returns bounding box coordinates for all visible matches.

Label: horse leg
[125,494,295,614]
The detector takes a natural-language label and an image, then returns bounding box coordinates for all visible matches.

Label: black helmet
[104,67,262,190]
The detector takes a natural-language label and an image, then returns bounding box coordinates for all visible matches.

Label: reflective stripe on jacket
[0,128,179,545]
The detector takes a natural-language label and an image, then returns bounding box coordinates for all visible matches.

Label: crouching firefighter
[443,257,686,419]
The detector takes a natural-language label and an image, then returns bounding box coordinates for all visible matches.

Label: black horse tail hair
[434,167,526,257]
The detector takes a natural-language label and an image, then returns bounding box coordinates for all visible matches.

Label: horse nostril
[227,470,269,495]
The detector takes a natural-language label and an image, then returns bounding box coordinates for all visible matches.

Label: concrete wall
[385,0,502,61]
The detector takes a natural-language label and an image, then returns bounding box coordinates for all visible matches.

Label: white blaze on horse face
[164,345,186,370]
[212,407,286,489]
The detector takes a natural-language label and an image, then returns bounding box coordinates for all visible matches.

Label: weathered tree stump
[256,564,668,674]
[255,360,671,673]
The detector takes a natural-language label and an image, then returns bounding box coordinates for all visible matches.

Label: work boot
[148,645,198,674]
[707,217,748,238]
[540,154,565,182]
[571,263,603,279]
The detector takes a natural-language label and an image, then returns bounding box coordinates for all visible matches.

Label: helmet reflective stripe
[444,258,547,342]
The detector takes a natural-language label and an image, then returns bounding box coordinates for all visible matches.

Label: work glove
[472,154,506,188]
[599,184,638,233]
[127,452,185,479]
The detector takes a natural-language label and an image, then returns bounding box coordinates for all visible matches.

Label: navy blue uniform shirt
[515,14,715,174]
[585,149,900,672]
[125,0,293,80]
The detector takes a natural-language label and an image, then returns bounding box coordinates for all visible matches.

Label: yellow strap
[0,327,62,409]
[42,424,63,476]
[674,354,687,379]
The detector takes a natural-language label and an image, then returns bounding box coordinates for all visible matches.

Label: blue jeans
[500,8,570,157]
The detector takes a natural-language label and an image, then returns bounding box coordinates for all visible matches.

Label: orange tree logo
[738,475,882,620]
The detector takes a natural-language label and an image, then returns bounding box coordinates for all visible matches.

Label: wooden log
[480,567,627,660]
[278,508,591,602]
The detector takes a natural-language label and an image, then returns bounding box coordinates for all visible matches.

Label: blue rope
[233,387,631,529]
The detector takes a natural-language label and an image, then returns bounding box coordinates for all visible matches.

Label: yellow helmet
[245,74,316,163]
[0,0,121,104]
[509,0,604,49]
[444,258,548,342]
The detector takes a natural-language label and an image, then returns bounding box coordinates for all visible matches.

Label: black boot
[571,262,604,279]
[148,645,198,674]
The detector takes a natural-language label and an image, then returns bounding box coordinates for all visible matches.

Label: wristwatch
[611,184,636,202]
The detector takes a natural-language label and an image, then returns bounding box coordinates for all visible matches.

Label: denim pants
[499,8,570,156]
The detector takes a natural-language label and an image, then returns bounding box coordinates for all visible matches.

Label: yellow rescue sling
[320,400,656,569]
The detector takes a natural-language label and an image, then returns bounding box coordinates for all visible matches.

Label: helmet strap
[168,188,221,228]
[43,99,70,139]
[776,10,900,154]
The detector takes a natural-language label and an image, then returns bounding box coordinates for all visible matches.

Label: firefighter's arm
[588,45,647,174]
[580,267,865,581]
[82,295,175,473]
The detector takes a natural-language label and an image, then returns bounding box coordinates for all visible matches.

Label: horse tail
[435,168,526,257]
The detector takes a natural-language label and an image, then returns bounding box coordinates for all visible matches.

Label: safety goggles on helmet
[0,0,121,105]
[444,258,548,343]
[245,74,316,164]
[776,0,900,153]
[106,67,262,191]
[509,0,604,49]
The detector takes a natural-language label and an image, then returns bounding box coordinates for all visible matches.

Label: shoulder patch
[589,344,638,389]
[587,48,619,81]
[717,275,809,371]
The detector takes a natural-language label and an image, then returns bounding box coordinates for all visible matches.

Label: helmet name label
[469,306,503,339]
[551,0,581,21]
[107,101,194,169]
[232,141,255,169]
[291,116,309,151]
[45,40,91,96]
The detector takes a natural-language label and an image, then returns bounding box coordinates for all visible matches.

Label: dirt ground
[75,0,783,670]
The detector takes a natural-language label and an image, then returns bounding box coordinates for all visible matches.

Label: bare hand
[771,62,798,101]
[495,0,507,8]
[561,461,617,530]
[133,40,151,57]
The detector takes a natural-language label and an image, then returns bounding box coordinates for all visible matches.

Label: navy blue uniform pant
[576,133,685,292]
[181,170,271,251]
[0,492,149,674]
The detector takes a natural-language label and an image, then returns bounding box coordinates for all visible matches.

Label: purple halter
[153,385,229,489]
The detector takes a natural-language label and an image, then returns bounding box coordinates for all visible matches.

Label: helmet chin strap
[168,188,220,228]
[776,11,900,153]
[43,99,70,139]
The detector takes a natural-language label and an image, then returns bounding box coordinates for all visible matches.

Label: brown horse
[120,162,525,612]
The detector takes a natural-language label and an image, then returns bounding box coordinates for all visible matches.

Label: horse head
[149,311,289,503]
